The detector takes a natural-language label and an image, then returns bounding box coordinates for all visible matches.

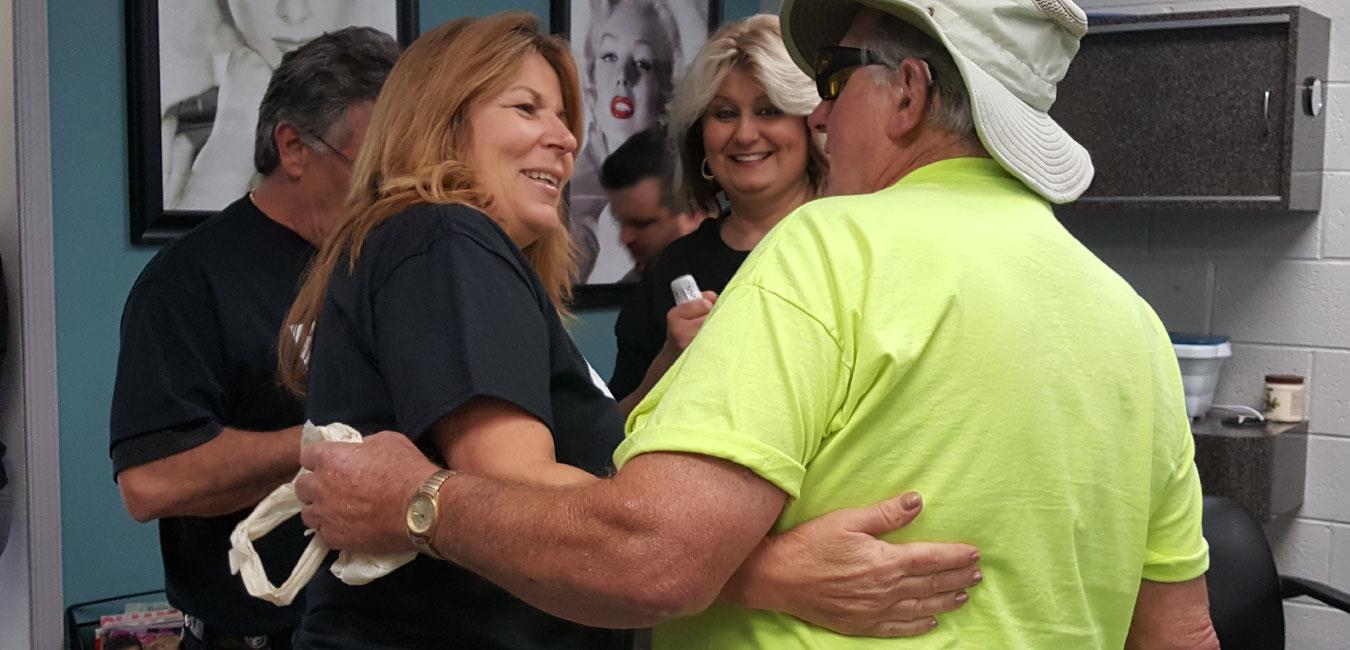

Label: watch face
[407,494,436,535]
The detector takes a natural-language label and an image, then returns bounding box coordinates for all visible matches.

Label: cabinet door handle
[1263,90,1271,135]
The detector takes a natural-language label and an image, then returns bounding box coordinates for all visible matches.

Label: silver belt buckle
[181,613,270,648]
[182,613,207,641]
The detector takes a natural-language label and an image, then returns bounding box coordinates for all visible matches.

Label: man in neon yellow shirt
[295,1,1218,646]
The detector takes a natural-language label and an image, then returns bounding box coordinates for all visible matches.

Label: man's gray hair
[858,12,976,141]
[254,26,401,175]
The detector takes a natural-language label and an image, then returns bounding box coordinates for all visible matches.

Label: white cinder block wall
[1070,1,1350,647]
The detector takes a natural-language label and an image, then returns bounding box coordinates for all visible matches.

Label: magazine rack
[65,589,173,650]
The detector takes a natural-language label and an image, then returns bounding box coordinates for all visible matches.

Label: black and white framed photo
[552,0,721,307]
[126,0,418,244]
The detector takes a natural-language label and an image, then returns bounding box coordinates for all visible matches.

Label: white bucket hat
[780,0,1095,204]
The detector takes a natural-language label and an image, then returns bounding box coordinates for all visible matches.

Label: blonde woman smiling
[610,14,828,411]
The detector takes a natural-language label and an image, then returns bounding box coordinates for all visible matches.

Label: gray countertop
[1192,416,1308,520]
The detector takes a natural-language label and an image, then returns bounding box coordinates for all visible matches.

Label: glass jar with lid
[1263,374,1306,423]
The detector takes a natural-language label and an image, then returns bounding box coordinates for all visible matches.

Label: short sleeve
[1141,314,1210,582]
[371,233,553,441]
[109,279,226,475]
[1142,445,1209,582]
[614,283,847,498]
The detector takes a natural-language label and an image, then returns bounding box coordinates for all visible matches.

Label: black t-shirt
[109,195,313,634]
[609,217,750,400]
[298,204,629,649]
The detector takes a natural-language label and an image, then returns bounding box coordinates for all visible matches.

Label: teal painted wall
[49,0,162,605]
[420,0,547,28]
[51,0,761,605]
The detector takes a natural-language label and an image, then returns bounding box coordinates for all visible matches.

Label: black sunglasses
[813,46,936,101]
[813,46,881,101]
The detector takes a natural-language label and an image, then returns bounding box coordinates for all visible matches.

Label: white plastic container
[1173,337,1233,419]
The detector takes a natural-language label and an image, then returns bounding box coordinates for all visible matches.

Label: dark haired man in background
[599,126,704,282]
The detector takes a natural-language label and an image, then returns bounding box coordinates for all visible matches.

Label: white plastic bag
[228,421,418,606]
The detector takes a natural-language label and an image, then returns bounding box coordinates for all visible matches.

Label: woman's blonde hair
[667,14,827,214]
[278,12,584,396]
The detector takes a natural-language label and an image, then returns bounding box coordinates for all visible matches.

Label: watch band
[408,468,454,560]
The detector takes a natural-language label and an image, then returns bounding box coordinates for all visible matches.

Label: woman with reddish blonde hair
[278,15,581,352]
[279,13,625,647]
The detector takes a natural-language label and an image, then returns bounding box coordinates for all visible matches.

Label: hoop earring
[700,158,715,181]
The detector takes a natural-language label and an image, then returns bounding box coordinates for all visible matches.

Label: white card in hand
[670,274,701,305]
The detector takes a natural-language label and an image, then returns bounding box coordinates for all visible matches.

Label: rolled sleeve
[614,424,807,498]
[1142,319,1211,583]
[1142,449,1210,582]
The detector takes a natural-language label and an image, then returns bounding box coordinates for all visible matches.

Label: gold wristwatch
[405,468,454,560]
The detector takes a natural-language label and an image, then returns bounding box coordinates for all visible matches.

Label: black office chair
[1201,495,1350,649]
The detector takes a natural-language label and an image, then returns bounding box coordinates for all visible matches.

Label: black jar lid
[1265,374,1305,385]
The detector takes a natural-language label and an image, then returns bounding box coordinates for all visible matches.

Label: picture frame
[125,0,419,244]
[551,0,722,309]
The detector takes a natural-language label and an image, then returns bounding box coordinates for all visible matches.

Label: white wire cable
[1208,404,1266,422]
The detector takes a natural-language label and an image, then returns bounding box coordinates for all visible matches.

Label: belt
[182,613,280,649]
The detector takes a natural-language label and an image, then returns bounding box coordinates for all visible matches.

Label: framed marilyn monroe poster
[126,0,418,243]
[552,0,721,306]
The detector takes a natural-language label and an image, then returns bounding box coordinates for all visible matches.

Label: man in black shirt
[109,28,399,649]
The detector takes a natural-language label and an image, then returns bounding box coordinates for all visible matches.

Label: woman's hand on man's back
[720,491,983,637]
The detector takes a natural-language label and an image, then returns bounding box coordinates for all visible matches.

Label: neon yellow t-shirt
[615,157,1209,648]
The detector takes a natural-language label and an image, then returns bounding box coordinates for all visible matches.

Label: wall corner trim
[14,0,64,644]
